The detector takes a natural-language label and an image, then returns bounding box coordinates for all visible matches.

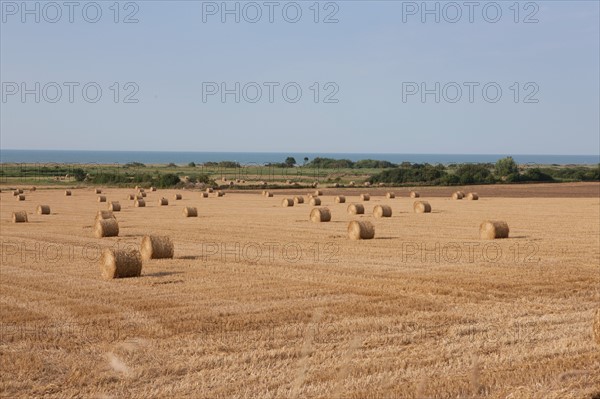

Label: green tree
[285,157,297,167]
[495,157,519,178]
[303,157,309,165]
[188,162,196,167]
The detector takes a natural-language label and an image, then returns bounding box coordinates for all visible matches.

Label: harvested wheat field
[1,183,599,398]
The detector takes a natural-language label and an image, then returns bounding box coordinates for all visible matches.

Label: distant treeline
[369,158,600,185]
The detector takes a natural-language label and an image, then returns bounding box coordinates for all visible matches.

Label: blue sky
[1,1,599,154]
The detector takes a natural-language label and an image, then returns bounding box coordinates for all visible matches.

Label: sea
[0,150,598,166]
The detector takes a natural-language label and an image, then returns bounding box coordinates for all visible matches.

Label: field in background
[1,183,599,398]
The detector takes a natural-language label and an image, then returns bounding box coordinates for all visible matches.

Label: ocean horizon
[0,149,598,166]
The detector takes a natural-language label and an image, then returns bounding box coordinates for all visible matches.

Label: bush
[158,173,181,187]
[495,157,519,178]
[520,168,554,182]
[188,162,196,168]
[73,168,86,182]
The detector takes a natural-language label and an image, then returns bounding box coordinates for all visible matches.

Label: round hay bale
[229,181,234,186]
[312,182,318,188]
[347,203,365,215]
[452,191,464,200]
[314,190,322,196]
[309,197,321,206]
[261,190,267,196]
[206,188,213,193]
[138,191,147,198]
[364,182,371,187]
[174,193,182,200]
[378,183,385,187]
[282,198,294,207]
[12,211,28,223]
[216,191,224,197]
[386,192,395,199]
[294,196,304,204]
[286,180,291,184]
[141,235,174,260]
[94,218,119,238]
[109,201,121,212]
[16,195,25,201]
[150,187,157,192]
[95,189,102,194]
[594,309,600,345]
[467,192,479,200]
[200,192,209,198]
[128,194,135,200]
[97,196,107,203]
[479,221,509,240]
[17,189,23,194]
[65,190,72,196]
[349,181,355,187]
[457,191,466,197]
[265,192,273,198]
[348,220,375,240]
[335,196,346,203]
[13,190,19,196]
[360,194,370,201]
[134,199,146,207]
[410,191,420,198]
[413,201,431,213]
[30,186,36,192]
[135,194,144,200]
[158,197,169,206]
[333,183,339,188]
[100,249,142,280]
[37,205,50,215]
[373,205,392,218]
[183,207,198,217]
[96,210,114,221]
[310,207,331,222]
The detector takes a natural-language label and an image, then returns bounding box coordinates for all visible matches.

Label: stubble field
[1,183,599,398]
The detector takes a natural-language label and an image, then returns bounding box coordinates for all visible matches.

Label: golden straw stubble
[310,207,331,222]
[413,201,432,213]
[94,218,119,238]
[348,220,375,240]
[37,205,51,215]
[100,249,142,280]
[140,235,174,260]
[373,205,392,218]
[479,221,509,240]
[594,309,600,345]
[183,207,198,217]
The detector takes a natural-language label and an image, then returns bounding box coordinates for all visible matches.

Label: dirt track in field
[1,183,599,398]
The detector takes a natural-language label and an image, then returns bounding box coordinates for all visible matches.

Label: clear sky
[1,1,598,154]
